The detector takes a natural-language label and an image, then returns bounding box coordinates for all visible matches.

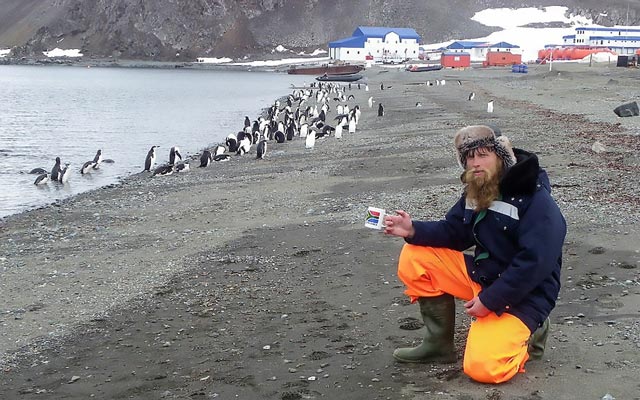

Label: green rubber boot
[393,294,457,363]
[528,318,550,360]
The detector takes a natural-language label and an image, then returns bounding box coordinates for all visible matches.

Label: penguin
[305,130,316,149]
[58,163,71,183]
[487,100,494,113]
[415,102,422,107]
[286,124,295,141]
[457,80,463,86]
[348,117,356,134]
[169,146,182,166]
[319,124,335,137]
[244,116,251,128]
[236,137,251,155]
[367,96,373,108]
[378,103,384,117]
[144,145,158,172]
[213,144,225,156]
[365,84,369,92]
[92,149,102,169]
[334,123,343,139]
[29,167,47,175]
[152,164,173,177]
[347,94,355,101]
[51,157,62,181]
[299,123,309,138]
[34,173,49,185]
[274,131,285,143]
[237,130,248,143]
[175,161,190,172]
[81,160,95,175]
[468,92,476,101]
[380,83,384,91]
[256,139,267,160]
[226,134,238,153]
[213,154,231,162]
[200,150,213,167]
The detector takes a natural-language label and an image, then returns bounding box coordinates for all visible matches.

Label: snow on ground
[299,49,327,56]
[230,56,330,67]
[462,6,597,62]
[43,48,83,57]
[196,57,233,64]
[0,49,10,57]
[423,6,599,62]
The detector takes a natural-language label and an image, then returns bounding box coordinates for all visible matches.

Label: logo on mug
[365,207,385,230]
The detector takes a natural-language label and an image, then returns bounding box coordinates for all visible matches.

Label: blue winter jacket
[406,148,567,333]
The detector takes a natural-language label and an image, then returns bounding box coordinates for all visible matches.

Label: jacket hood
[500,148,551,197]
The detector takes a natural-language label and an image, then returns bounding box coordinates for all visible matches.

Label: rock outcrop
[0,0,638,61]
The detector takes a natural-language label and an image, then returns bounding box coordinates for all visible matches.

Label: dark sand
[0,61,639,399]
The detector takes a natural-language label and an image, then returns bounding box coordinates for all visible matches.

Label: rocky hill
[1,0,639,61]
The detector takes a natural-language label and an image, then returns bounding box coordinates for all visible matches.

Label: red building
[483,51,522,66]
[440,52,471,68]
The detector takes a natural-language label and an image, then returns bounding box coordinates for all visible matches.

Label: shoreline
[0,55,327,74]
[0,68,309,222]
[1,63,639,399]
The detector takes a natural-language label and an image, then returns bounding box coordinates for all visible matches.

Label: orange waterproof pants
[397,244,531,384]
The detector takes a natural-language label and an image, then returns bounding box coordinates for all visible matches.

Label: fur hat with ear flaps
[454,125,517,169]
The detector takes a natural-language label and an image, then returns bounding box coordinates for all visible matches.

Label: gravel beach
[1,61,639,399]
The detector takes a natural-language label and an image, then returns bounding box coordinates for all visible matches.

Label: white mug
[364,207,386,230]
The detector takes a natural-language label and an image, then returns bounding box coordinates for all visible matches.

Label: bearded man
[383,125,566,384]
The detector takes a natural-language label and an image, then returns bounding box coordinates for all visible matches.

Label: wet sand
[0,61,639,399]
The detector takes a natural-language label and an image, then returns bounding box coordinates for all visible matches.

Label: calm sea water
[0,65,310,218]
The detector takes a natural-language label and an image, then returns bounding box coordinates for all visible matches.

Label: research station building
[329,26,421,63]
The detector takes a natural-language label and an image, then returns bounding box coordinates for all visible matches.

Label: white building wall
[567,27,640,54]
[332,31,420,63]
[447,48,486,62]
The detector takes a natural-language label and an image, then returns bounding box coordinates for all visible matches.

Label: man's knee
[463,350,521,384]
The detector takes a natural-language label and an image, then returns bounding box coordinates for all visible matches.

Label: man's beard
[463,164,502,211]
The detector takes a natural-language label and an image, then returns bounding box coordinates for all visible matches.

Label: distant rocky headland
[0,0,638,62]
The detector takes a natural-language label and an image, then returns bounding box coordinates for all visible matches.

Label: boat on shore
[406,64,443,72]
[315,73,363,82]
[288,63,364,75]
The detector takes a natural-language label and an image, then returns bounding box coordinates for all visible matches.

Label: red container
[538,49,550,60]
[484,51,522,66]
[440,52,471,68]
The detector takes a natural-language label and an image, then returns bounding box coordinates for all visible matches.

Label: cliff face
[1,0,639,61]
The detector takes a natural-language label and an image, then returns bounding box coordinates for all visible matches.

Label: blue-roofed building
[328,26,421,63]
[561,26,640,55]
[443,41,521,62]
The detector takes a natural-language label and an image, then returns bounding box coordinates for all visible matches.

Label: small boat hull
[406,64,443,72]
[288,64,364,75]
[315,73,363,82]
